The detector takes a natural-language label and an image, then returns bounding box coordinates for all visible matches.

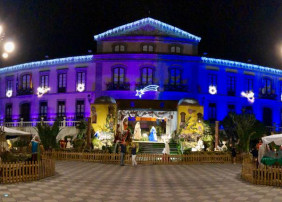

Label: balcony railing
[17,88,33,96]
[3,119,80,128]
[259,93,277,100]
[106,82,130,90]
[164,84,188,92]
[135,83,157,90]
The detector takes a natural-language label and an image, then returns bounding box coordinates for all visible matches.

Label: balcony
[259,93,277,100]
[106,82,130,90]
[17,88,33,96]
[164,84,188,92]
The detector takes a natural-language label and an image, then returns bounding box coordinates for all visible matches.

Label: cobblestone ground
[0,161,282,202]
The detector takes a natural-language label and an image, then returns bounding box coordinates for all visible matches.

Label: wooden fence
[0,159,55,184]
[241,155,282,187]
[43,151,237,165]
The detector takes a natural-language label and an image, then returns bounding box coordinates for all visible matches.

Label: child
[131,143,137,166]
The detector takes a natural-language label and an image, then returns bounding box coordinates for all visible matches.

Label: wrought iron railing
[164,84,188,92]
[106,82,130,90]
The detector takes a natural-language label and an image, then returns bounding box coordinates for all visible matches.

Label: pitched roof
[94,17,201,42]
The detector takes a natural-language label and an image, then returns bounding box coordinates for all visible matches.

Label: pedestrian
[120,141,126,166]
[131,143,137,166]
[162,140,170,163]
[231,146,236,164]
[30,136,44,161]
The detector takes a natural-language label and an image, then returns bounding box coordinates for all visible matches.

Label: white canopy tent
[3,127,32,136]
[258,134,282,164]
[262,134,282,145]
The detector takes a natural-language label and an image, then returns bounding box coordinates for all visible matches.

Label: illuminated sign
[209,86,217,95]
[77,83,85,92]
[136,85,159,98]
[241,91,255,103]
[6,90,12,98]
[37,87,50,98]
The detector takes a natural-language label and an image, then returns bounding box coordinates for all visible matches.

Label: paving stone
[1,162,282,201]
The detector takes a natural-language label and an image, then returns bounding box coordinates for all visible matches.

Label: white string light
[6,90,12,97]
[77,83,85,92]
[209,86,217,95]
[136,85,159,98]
[241,91,255,103]
[37,87,50,97]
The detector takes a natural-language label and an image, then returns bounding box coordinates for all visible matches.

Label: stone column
[215,121,219,150]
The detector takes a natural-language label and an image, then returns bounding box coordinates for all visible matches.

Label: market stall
[258,134,282,166]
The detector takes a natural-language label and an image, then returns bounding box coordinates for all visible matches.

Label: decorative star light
[241,91,255,103]
[37,87,50,98]
[136,85,159,98]
[77,83,85,92]
[209,85,217,95]
[6,90,12,98]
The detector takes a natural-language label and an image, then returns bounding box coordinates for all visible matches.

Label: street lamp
[0,24,15,59]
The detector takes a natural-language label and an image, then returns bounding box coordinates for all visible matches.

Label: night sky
[0,0,281,69]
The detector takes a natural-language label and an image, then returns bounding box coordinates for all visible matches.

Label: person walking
[231,146,236,164]
[131,143,137,166]
[120,141,126,166]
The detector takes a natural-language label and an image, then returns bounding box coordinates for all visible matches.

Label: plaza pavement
[0,161,282,202]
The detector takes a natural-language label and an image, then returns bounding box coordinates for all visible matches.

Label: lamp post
[0,24,15,61]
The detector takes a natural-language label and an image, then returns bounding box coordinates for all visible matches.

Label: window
[244,106,253,114]
[58,73,67,93]
[77,71,86,91]
[57,101,66,118]
[39,102,48,120]
[20,103,30,121]
[180,112,186,123]
[21,74,32,90]
[262,78,272,95]
[208,74,217,87]
[208,103,216,121]
[142,44,154,52]
[170,45,181,53]
[228,105,235,113]
[113,44,125,52]
[263,107,272,126]
[169,68,182,85]
[5,104,12,122]
[113,67,125,84]
[227,76,236,96]
[246,78,254,92]
[40,75,49,88]
[6,79,13,91]
[76,100,85,120]
[141,67,153,85]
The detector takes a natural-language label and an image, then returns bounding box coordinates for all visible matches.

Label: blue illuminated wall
[0,17,281,129]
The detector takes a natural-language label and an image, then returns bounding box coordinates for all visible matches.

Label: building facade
[0,18,281,134]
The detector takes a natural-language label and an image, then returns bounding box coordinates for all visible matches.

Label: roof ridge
[93,17,201,42]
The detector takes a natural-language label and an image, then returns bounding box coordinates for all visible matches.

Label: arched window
[142,44,154,52]
[180,112,186,123]
[21,74,32,90]
[169,68,182,85]
[113,44,125,52]
[113,67,125,84]
[262,77,272,95]
[141,67,153,85]
[170,45,181,54]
